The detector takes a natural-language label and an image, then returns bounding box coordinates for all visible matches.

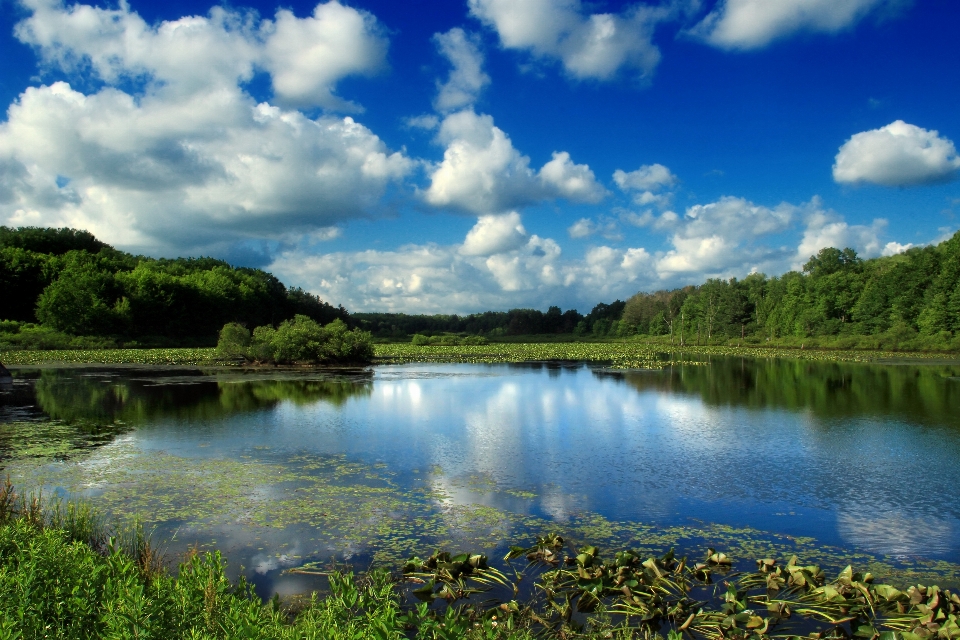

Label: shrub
[216,322,251,358]
[219,316,374,364]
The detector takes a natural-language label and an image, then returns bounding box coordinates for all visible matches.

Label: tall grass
[0,479,536,639]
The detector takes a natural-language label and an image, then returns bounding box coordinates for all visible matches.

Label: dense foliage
[216,316,374,364]
[619,232,960,350]
[1,226,347,346]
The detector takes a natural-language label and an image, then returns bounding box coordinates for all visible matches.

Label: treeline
[618,230,960,350]
[354,302,625,339]
[0,226,347,346]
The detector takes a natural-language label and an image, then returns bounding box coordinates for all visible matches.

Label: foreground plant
[1,479,958,639]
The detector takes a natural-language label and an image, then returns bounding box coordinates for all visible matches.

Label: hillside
[1,227,346,347]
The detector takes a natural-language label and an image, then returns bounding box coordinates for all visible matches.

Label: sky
[1,0,959,314]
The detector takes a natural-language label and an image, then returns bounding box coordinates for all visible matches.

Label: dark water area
[1,357,959,599]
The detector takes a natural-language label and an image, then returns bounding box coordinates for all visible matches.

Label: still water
[2,358,959,596]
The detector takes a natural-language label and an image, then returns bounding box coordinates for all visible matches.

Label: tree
[235,316,373,364]
[35,252,124,335]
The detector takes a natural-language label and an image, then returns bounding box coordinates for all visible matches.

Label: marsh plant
[216,315,374,365]
[2,479,959,640]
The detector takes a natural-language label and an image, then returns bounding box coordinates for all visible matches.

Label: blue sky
[1,0,958,313]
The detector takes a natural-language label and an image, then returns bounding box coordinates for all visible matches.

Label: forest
[617,230,960,350]
[0,226,347,348]
[2,226,960,351]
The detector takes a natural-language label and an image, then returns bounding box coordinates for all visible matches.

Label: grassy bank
[2,481,959,640]
[2,342,956,368]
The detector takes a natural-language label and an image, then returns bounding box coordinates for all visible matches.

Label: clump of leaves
[217,315,374,364]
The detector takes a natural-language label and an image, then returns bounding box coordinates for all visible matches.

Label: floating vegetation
[0,419,131,464]
[374,343,955,369]
[6,433,959,593]
[3,341,954,368]
[395,536,960,640]
[1,347,222,366]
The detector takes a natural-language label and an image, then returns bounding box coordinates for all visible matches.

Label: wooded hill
[618,230,960,350]
[0,227,347,347]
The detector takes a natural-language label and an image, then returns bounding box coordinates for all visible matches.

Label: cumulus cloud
[16,0,386,109]
[833,120,960,187]
[468,0,675,82]
[268,209,658,312]
[267,193,909,311]
[882,241,913,256]
[568,218,596,238]
[656,196,799,277]
[263,2,388,110]
[460,212,528,256]
[1,0,410,254]
[433,28,490,113]
[613,163,678,208]
[794,209,885,269]
[423,110,605,214]
[540,152,607,203]
[614,163,678,191]
[690,0,905,50]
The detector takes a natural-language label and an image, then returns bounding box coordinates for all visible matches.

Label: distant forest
[356,230,960,351]
[0,226,347,347]
[2,226,959,350]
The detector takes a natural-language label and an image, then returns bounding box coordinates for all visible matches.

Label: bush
[219,316,374,364]
[216,322,252,359]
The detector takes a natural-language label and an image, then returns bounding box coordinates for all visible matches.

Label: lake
[2,356,959,598]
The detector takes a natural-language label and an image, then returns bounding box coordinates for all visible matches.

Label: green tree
[35,252,125,335]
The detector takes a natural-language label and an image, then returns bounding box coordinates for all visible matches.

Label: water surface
[2,357,959,596]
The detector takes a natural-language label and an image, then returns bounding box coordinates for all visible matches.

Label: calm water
[2,358,959,596]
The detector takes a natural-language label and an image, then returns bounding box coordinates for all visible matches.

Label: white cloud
[568,218,595,238]
[620,209,679,230]
[613,163,678,208]
[460,212,528,256]
[433,28,490,113]
[268,211,656,312]
[423,110,605,214]
[613,163,678,191]
[794,210,886,269]
[690,0,904,50]
[656,196,799,277]
[833,120,960,187]
[539,151,607,203]
[468,0,674,81]
[268,194,911,312]
[263,2,388,111]
[881,241,913,256]
[16,0,386,110]
[1,0,410,254]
